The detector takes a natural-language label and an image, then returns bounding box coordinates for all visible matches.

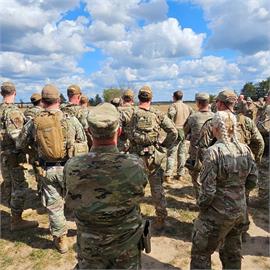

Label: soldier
[196,89,264,241]
[17,84,88,253]
[121,86,178,229]
[244,97,256,120]
[79,94,89,108]
[190,111,258,269]
[64,103,148,269]
[164,90,193,182]
[184,93,214,198]
[110,97,121,108]
[121,89,134,107]
[254,97,265,124]
[24,93,43,121]
[251,90,270,208]
[235,94,247,114]
[0,81,38,231]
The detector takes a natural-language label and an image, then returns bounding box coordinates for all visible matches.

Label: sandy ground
[0,167,269,270]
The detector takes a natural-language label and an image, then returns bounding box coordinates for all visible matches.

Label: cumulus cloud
[184,0,270,54]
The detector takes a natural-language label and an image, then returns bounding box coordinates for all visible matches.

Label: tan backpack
[34,111,67,161]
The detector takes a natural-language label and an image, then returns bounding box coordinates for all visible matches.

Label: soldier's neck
[3,96,15,104]
[139,102,151,110]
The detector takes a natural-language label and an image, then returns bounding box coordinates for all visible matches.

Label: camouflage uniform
[17,85,87,239]
[0,103,28,214]
[184,93,213,197]
[165,99,193,178]
[191,141,257,269]
[64,103,147,269]
[121,88,178,222]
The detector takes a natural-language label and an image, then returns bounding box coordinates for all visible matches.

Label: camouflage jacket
[24,106,43,121]
[121,106,178,155]
[64,145,147,255]
[197,113,264,163]
[0,103,25,149]
[16,109,87,161]
[257,104,270,135]
[184,110,214,160]
[198,141,257,218]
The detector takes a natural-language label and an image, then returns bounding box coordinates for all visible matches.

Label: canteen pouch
[73,142,89,156]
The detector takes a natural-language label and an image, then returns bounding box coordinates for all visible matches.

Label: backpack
[34,111,67,161]
[131,107,161,146]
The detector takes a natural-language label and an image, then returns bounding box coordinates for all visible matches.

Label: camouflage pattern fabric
[24,105,43,121]
[64,145,147,269]
[0,103,28,214]
[121,106,178,220]
[191,141,257,269]
[17,109,87,237]
[184,110,214,197]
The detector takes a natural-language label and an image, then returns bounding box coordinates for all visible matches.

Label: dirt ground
[0,167,269,270]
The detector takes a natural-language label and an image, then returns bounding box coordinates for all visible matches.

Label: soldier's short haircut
[32,100,41,106]
[42,97,58,106]
[173,91,183,101]
[138,92,151,102]
[123,96,133,102]
[197,99,209,107]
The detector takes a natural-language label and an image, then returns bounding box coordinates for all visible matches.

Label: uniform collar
[90,145,119,153]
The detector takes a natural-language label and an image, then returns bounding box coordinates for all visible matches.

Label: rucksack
[131,107,161,146]
[34,111,67,161]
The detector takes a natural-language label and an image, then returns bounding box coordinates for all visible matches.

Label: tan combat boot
[10,213,39,231]
[54,235,68,254]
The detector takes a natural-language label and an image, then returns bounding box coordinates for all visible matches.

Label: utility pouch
[73,142,89,156]
[139,220,151,254]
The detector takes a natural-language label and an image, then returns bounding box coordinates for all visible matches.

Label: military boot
[53,235,68,254]
[10,213,39,231]
[152,217,167,231]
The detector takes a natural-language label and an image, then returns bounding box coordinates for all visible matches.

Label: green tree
[103,88,122,102]
[89,94,102,106]
[209,94,216,103]
[60,93,67,104]
[256,77,270,99]
[241,82,256,99]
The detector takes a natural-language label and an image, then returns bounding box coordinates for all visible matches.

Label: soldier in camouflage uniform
[164,90,193,182]
[0,82,38,231]
[251,91,270,207]
[17,84,88,253]
[196,90,264,241]
[121,86,178,229]
[190,111,258,270]
[24,93,43,121]
[184,93,214,198]
[244,97,256,120]
[64,103,147,269]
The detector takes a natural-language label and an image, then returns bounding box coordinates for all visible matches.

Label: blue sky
[1,0,269,101]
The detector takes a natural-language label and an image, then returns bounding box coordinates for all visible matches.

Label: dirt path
[0,171,269,269]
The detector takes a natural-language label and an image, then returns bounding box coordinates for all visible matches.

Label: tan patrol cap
[30,93,42,103]
[80,94,89,104]
[195,92,209,101]
[122,89,134,98]
[67,84,81,96]
[216,90,237,103]
[87,103,119,138]
[42,84,60,99]
[1,81,16,96]
[139,85,152,98]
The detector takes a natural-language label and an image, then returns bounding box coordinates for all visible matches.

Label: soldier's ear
[117,127,122,137]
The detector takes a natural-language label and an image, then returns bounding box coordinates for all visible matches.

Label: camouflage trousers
[257,155,269,200]
[191,208,244,270]
[186,159,200,199]
[165,139,186,177]
[1,150,28,215]
[142,153,168,220]
[40,166,67,237]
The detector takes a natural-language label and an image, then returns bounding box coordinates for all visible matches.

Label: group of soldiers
[0,80,269,269]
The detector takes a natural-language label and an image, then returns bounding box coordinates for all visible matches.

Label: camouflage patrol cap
[111,97,121,107]
[30,93,42,103]
[87,103,120,138]
[80,94,89,104]
[67,84,81,96]
[139,85,152,99]
[195,92,209,101]
[1,81,16,96]
[216,90,237,103]
[122,89,134,98]
[42,84,60,99]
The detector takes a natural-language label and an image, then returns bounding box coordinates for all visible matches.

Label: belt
[39,160,66,167]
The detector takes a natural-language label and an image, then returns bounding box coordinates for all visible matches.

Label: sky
[1,0,270,101]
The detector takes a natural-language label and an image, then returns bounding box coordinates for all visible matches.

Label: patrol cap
[67,84,81,96]
[246,97,253,103]
[138,85,152,99]
[42,84,60,99]
[80,94,89,104]
[30,93,42,103]
[1,81,16,95]
[87,103,120,138]
[216,90,237,103]
[195,92,209,101]
[111,97,121,107]
[122,89,134,98]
